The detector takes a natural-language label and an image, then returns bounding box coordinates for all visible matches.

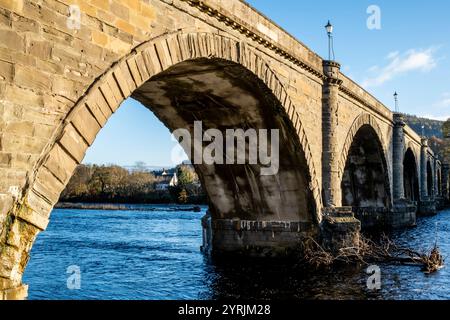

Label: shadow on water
[23,206,450,300]
[201,255,376,300]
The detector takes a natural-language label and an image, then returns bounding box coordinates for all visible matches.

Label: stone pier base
[352,201,416,230]
[201,213,317,257]
[418,199,436,216]
[320,207,361,254]
[390,200,417,228]
[0,284,28,300]
[435,196,447,211]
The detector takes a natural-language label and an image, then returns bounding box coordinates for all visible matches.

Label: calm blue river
[23,205,450,300]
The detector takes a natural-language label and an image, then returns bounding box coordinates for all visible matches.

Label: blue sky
[83,0,450,166]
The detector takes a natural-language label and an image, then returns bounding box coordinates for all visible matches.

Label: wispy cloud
[434,92,450,108]
[421,114,449,121]
[362,47,438,88]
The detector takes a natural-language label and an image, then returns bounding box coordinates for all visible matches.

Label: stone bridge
[0,0,449,299]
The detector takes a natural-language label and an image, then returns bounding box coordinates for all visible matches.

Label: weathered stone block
[43,144,77,185]
[70,104,101,145]
[1,284,28,300]
[126,56,143,86]
[14,65,49,92]
[58,123,88,163]
[321,207,361,254]
[27,39,51,60]
[0,60,13,82]
[99,81,119,111]
[22,190,51,228]
[33,166,64,204]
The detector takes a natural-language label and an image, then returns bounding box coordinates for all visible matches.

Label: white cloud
[386,51,399,60]
[362,47,438,88]
[435,98,450,107]
[433,92,450,108]
[421,114,449,121]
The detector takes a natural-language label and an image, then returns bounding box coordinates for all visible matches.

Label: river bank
[55,202,203,212]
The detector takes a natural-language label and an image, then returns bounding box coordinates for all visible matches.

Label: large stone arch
[0,32,321,297]
[23,31,322,222]
[339,113,391,207]
[403,147,419,202]
[436,165,442,196]
[338,113,389,182]
[427,158,434,197]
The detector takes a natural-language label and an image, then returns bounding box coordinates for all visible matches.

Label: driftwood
[299,235,444,274]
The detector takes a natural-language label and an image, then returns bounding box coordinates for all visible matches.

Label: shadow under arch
[340,122,391,208]
[437,166,442,196]
[24,32,321,224]
[0,32,325,292]
[427,159,434,197]
[403,147,419,202]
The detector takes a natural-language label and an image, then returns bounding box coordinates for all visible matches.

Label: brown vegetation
[300,235,444,274]
[60,163,206,204]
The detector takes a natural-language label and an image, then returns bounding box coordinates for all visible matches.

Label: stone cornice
[180,0,326,80]
[339,85,375,111]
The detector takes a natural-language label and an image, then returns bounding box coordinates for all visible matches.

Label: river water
[23,205,450,300]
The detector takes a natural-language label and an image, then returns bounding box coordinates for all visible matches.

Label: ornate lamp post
[325,20,335,61]
[394,91,399,113]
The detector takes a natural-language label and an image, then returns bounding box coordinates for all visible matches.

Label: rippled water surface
[23,206,450,300]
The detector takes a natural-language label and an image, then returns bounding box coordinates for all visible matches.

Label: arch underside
[133,58,316,222]
[404,148,419,202]
[0,32,323,297]
[427,160,433,197]
[10,32,323,232]
[436,168,442,196]
[341,124,390,208]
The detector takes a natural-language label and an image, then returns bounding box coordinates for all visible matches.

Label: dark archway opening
[25,57,319,300]
[133,58,317,222]
[341,125,390,208]
[427,161,433,197]
[437,168,442,196]
[403,148,419,202]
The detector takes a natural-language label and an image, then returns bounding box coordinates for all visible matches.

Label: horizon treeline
[59,163,207,205]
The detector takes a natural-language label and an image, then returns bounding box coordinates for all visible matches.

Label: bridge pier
[390,114,417,228]
[201,209,361,257]
[201,212,318,257]
[442,164,450,206]
[320,61,361,251]
[322,60,343,208]
[392,114,406,201]
[320,207,360,254]
[352,203,416,230]
[443,119,450,206]
[0,284,28,300]
[419,138,437,215]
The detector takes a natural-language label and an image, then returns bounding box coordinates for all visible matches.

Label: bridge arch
[24,32,322,222]
[339,114,391,208]
[1,32,322,293]
[427,159,434,197]
[403,147,419,202]
[437,166,442,196]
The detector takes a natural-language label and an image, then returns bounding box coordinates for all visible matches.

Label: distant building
[154,168,178,190]
[169,172,178,187]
